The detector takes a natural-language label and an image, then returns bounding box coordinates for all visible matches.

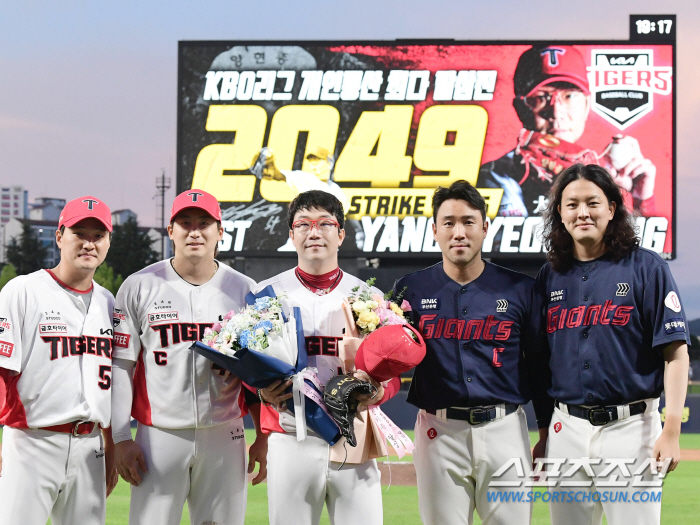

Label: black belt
[426,403,519,425]
[555,400,647,426]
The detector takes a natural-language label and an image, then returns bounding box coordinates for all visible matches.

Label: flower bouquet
[190,285,341,445]
[331,278,425,463]
[343,278,426,382]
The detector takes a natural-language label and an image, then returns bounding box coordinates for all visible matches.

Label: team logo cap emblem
[170,188,222,222]
[58,195,112,232]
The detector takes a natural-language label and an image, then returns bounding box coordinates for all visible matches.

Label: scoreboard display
[177,16,676,259]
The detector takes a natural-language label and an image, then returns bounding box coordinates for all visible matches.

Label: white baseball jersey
[255,268,376,433]
[256,269,384,525]
[0,269,114,428]
[113,259,255,429]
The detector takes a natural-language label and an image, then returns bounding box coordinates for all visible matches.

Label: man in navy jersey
[394,180,544,525]
[533,163,689,525]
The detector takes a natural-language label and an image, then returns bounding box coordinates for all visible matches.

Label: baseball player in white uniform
[258,190,399,525]
[0,196,117,525]
[110,189,267,525]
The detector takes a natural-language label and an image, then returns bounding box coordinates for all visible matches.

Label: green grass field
[0,428,697,524]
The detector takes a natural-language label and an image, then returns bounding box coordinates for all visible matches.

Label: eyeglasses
[291,219,341,233]
[520,89,586,111]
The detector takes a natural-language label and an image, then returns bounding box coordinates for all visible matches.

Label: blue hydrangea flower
[255,297,272,311]
[254,320,273,334]
[239,330,254,349]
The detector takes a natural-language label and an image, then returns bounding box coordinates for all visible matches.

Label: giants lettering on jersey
[419,315,513,340]
[42,335,113,360]
[546,301,634,333]
[305,336,341,356]
[151,322,213,347]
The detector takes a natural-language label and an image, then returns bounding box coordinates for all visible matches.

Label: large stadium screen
[177,19,675,259]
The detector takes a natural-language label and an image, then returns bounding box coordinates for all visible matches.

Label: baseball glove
[516,129,600,183]
[323,375,377,447]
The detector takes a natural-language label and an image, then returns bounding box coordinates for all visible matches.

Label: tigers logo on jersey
[0,317,11,335]
[113,309,126,327]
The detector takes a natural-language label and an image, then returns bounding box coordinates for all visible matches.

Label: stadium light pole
[155,170,171,259]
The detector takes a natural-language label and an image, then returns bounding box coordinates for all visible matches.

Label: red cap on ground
[355,324,426,382]
[58,196,112,232]
[170,189,222,222]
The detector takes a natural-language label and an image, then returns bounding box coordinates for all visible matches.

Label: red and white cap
[355,324,426,382]
[514,45,590,97]
[58,196,112,232]
[170,189,222,222]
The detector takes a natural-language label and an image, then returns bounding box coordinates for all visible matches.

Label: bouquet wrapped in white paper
[202,294,298,367]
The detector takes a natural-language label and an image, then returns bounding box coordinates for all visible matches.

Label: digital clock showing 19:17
[630,15,676,42]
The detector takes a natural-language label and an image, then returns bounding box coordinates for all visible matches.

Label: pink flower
[203,327,214,337]
[376,308,393,323]
[223,310,235,321]
[385,311,406,325]
[400,300,412,312]
[372,294,385,304]
[211,322,223,333]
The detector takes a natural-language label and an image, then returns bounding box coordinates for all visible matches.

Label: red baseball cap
[170,189,222,222]
[58,196,112,232]
[355,324,426,382]
[514,45,590,97]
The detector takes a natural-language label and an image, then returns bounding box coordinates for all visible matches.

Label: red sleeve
[237,382,262,418]
[237,386,249,418]
[376,376,401,405]
[260,404,284,434]
[0,369,6,415]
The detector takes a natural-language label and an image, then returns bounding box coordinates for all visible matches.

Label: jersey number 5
[98,365,111,390]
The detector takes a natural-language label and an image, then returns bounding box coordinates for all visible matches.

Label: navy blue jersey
[394,261,540,410]
[534,248,690,412]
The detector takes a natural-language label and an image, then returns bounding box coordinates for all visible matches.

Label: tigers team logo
[588,49,672,129]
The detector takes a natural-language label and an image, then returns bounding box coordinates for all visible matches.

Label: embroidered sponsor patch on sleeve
[113,311,126,327]
[0,340,14,357]
[664,291,682,313]
[664,318,686,334]
[113,332,131,348]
